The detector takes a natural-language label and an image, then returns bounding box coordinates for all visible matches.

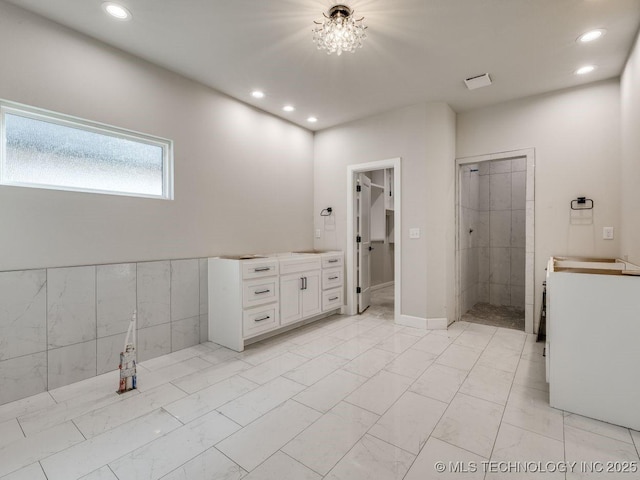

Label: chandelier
[312,4,367,55]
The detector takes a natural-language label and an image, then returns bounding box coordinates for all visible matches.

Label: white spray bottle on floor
[118,310,137,394]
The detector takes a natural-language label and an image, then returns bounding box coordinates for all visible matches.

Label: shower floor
[462,302,525,331]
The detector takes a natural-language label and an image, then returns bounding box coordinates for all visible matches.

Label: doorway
[456,149,535,333]
[346,158,401,323]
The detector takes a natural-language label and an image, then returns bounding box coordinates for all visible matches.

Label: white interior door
[357,174,371,313]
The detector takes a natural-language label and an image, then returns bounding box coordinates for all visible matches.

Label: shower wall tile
[510,286,525,309]
[511,210,526,248]
[512,157,526,172]
[199,259,208,315]
[479,248,490,283]
[200,314,209,344]
[478,283,489,303]
[170,259,199,322]
[490,159,511,174]
[490,173,511,211]
[489,248,511,285]
[47,266,96,349]
[477,212,490,247]
[137,261,170,329]
[97,332,127,376]
[48,340,97,390]
[0,353,47,405]
[490,284,511,307]
[490,210,511,247]
[137,323,171,363]
[479,176,490,211]
[469,172,479,209]
[511,172,526,210]
[510,249,526,287]
[97,263,136,338]
[171,316,200,352]
[0,270,46,361]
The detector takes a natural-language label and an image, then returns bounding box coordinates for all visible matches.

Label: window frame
[0,99,174,200]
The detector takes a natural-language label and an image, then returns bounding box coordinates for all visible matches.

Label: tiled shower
[460,158,526,316]
[0,258,209,406]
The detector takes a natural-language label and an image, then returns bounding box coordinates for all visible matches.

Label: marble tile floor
[462,302,526,331]
[0,298,638,479]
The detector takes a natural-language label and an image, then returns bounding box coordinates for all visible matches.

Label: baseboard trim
[397,314,427,329]
[397,315,448,330]
[370,281,395,292]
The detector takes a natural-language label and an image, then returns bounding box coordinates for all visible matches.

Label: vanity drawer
[322,254,343,269]
[322,268,343,290]
[279,256,322,275]
[242,260,279,279]
[243,277,278,308]
[243,304,279,338]
[322,288,343,312]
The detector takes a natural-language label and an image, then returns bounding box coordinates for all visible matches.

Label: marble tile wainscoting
[0,258,209,405]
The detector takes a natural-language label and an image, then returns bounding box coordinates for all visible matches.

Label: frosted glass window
[0,102,173,199]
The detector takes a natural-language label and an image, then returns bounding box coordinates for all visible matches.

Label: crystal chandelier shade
[312,5,367,55]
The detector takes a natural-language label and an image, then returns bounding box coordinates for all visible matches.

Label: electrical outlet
[315,229,321,239]
[603,227,614,240]
[409,228,420,239]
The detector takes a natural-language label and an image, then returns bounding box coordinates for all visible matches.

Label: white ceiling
[5,0,640,130]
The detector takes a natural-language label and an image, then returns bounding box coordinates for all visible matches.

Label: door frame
[346,158,401,321]
[455,148,535,333]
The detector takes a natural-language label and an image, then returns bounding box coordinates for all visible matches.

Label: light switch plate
[315,229,321,239]
[409,228,420,239]
[603,227,614,240]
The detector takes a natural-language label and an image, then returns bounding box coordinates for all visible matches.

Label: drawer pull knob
[255,289,271,295]
[329,296,339,301]
[328,276,338,280]
[328,259,339,263]
[255,315,271,322]
[254,267,271,272]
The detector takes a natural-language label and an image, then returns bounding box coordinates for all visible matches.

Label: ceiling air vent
[464,73,492,90]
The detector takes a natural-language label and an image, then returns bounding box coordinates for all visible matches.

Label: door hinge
[356,185,361,192]
[356,287,362,294]
[356,236,361,243]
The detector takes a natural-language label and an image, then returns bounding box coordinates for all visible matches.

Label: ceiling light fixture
[575,65,596,75]
[307,116,318,123]
[251,90,265,99]
[312,4,367,56]
[578,29,606,43]
[102,2,131,20]
[283,105,295,112]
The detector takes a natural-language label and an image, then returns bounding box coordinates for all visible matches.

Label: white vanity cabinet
[547,256,640,430]
[321,253,343,312]
[208,251,344,351]
[208,256,280,352]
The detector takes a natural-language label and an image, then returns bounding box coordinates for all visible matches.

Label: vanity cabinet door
[280,273,303,325]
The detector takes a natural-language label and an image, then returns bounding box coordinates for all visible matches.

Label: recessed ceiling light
[578,29,606,43]
[283,105,295,112]
[102,2,131,20]
[307,116,318,123]
[575,65,596,75]
[251,90,265,99]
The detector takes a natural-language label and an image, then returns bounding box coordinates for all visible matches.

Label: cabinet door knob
[255,315,271,322]
[254,289,270,295]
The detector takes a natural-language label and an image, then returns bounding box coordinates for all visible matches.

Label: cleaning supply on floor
[117,310,137,394]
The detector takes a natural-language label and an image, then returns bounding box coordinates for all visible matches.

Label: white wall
[457,79,621,325]
[620,30,640,265]
[314,103,456,322]
[0,2,314,271]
